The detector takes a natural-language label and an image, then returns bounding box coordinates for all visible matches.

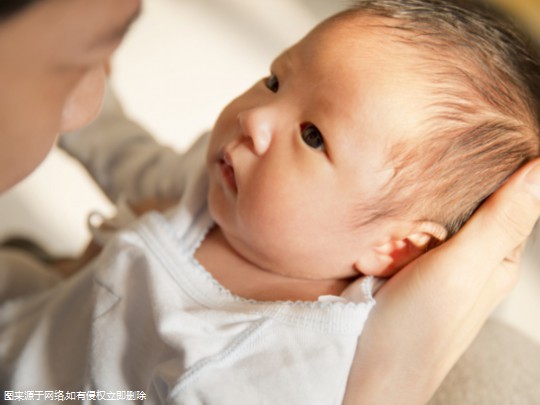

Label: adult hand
[343,159,540,405]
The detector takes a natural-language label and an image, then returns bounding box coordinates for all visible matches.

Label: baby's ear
[354,221,447,278]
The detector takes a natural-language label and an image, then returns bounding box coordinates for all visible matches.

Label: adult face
[0,0,141,192]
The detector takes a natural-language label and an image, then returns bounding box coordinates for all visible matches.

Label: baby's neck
[194,226,353,302]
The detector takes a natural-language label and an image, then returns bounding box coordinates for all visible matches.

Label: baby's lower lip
[219,159,237,193]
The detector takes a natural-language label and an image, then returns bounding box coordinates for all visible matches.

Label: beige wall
[490,0,540,38]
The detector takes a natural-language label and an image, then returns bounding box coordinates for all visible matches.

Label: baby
[68,0,540,298]
[2,0,539,403]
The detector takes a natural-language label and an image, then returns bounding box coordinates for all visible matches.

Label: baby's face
[207,16,432,280]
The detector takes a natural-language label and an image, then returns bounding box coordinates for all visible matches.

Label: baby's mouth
[219,152,238,193]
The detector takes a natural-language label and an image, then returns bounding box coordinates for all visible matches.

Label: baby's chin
[228,234,358,281]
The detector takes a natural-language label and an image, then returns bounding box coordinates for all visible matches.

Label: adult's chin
[0,135,56,194]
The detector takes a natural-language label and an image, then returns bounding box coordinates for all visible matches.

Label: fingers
[507,241,526,263]
[396,160,540,314]
[344,161,540,405]
[439,256,522,367]
[446,159,540,272]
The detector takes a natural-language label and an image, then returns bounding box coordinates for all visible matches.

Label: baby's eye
[265,74,279,93]
[301,123,325,151]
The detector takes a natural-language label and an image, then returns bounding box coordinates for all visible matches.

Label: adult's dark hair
[0,0,37,20]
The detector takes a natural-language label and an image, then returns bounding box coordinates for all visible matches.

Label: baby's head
[345,0,540,239]
[206,0,540,281]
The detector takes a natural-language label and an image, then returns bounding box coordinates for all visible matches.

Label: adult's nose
[60,65,107,133]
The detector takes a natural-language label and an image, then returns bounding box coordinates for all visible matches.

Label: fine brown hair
[343,0,540,239]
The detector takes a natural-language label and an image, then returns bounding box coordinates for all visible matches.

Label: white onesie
[0,91,376,404]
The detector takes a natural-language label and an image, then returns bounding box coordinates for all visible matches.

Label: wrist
[343,345,444,405]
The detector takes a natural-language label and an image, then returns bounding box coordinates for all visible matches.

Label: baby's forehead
[288,14,457,91]
[282,15,434,80]
[274,13,482,146]
[327,15,485,119]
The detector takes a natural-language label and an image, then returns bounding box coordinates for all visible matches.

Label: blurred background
[0,0,539,341]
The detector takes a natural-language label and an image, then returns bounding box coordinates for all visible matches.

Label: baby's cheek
[238,182,308,241]
[237,185,279,233]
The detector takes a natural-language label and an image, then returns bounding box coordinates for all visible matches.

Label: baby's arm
[59,84,207,205]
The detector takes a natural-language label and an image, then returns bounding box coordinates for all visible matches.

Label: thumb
[448,159,540,271]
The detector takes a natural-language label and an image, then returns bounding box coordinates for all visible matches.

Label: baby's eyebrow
[273,49,296,74]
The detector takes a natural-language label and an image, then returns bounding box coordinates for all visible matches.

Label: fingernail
[525,162,540,199]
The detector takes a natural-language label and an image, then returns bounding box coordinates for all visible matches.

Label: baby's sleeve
[59,84,208,204]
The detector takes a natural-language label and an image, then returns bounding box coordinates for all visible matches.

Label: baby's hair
[340,0,540,240]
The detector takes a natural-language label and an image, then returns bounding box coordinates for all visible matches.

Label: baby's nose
[237,109,272,155]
